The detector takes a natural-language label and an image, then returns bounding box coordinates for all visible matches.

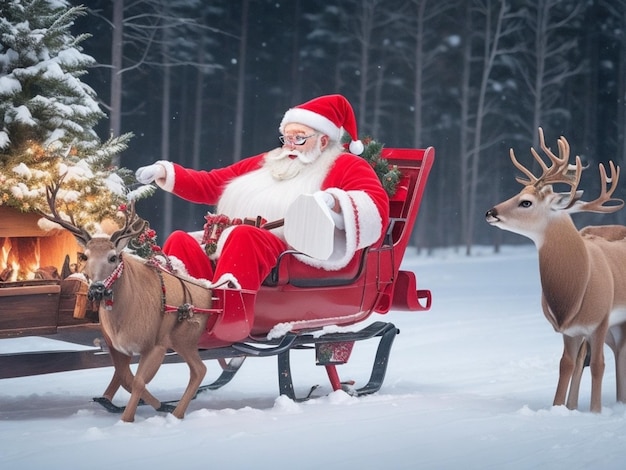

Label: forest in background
[74,0,626,253]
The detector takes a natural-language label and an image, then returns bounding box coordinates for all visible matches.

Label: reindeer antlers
[110,201,149,248]
[39,175,149,247]
[38,176,92,245]
[574,161,625,214]
[509,127,624,214]
[509,127,582,190]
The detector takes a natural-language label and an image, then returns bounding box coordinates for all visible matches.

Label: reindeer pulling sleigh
[0,147,434,421]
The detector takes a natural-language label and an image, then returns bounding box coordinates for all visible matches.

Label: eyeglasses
[279,133,318,146]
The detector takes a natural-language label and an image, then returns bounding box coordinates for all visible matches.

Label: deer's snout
[485,208,500,223]
[88,281,111,302]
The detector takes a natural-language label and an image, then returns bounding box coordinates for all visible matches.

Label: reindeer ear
[74,237,88,249]
[553,191,579,210]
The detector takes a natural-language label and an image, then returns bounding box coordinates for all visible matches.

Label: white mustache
[268,149,315,163]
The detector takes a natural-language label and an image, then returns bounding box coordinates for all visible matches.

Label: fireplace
[0,206,94,338]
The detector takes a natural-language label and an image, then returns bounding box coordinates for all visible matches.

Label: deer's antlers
[510,127,582,189]
[39,175,148,247]
[571,161,624,214]
[38,176,92,245]
[509,127,624,214]
[110,201,149,249]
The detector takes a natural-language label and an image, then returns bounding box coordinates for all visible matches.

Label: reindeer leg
[98,332,125,400]
[566,338,588,410]
[616,342,626,403]
[102,347,130,400]
[121,345,167,423]
[607,323,626,403]
[170,347,207,420]
[96,334,162,413]
[588,329,607,413]
[554,335,578,408]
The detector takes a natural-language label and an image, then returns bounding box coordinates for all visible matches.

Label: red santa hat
[279,94,364,155]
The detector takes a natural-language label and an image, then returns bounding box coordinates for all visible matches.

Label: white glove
[313,191,345,230]
[135,164,166,184]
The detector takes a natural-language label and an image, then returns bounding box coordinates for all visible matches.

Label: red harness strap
[150,261,217,320]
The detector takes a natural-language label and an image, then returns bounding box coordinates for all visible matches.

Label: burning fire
[1,236,42,282]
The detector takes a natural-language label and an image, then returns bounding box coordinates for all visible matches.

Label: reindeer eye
[109,255,118,263]
[519,200,532,208]
[77,253,88,262]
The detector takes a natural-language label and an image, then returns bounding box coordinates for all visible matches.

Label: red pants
[162,225,288,291]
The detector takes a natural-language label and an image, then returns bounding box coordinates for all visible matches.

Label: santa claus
[135,94,389,291]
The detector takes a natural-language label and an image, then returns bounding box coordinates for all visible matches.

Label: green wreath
[343,135,402,197]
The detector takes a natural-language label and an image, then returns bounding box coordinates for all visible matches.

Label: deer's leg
[103,341,162,410]
[616,343,626,403]
[170,347,207,420]
[554,335,579,408]
[121,345,167,423]
[588,329,607,413]
[102,347,131,400]
[99,332,125,399]
[608,324,626,403]
[566,338,588,410]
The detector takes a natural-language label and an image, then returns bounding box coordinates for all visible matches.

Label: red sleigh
[1,146,434,402]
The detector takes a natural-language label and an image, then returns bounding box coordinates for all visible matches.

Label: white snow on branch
[0,131,10,149]
[0,75,21,95]
[12,162,32,179]
[58,159,94,181]
[10,182,41,199]
[57,188,81,203]
[104,173,126,196]
[14,105,37,126]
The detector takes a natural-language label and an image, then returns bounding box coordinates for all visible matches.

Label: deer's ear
[551,191,580,210]
[74,236,88,249]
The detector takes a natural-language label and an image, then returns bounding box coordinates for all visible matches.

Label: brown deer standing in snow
[486,128,626,412]
[39,181,212,422]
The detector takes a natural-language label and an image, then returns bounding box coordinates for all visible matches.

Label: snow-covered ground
[1,245,625,469]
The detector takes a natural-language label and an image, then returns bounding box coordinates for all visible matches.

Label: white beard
[216,142,343,239]
[264,138,324,180]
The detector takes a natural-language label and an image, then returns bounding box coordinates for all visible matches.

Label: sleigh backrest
[382,147,434,268]
[372,147,435,313]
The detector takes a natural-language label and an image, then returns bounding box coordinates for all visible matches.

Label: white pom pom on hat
[279,94,364,155]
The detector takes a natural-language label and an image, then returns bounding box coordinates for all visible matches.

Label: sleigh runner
[0,146,433,404]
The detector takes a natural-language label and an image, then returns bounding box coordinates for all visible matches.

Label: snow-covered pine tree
[0,0,152,231]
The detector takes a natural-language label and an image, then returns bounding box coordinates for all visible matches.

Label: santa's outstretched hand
[313,191,345,230]
[136,164,166,184]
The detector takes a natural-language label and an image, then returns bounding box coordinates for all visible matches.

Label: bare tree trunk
[232,0,249,162]
[530,1,548,150]
[109,0,124,165]
[459,1,472,253]
[161,38,172,235]
[619,5,626,203]
[521,1,585,150]
[357,1,374,132]
[371,65,384,137]
[289,0,302,105]
[177,67,189,166]
[412,0,426,149]
[620,5,626,169]
[189,44,206,225]
[466,0,512,255]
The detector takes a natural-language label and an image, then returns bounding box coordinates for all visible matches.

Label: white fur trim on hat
[279,108,342,141]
